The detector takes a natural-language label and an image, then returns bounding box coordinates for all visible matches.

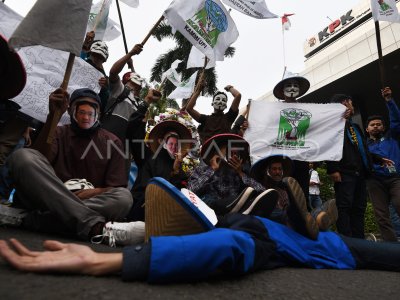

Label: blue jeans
[341,235,400,271]
[309,194,322,209]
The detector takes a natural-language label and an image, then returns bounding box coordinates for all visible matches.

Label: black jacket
[327,121,382,177]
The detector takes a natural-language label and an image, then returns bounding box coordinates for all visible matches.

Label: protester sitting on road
[365,86,400,242]
[127,119,194,222]
[187,133,278,218]
[0,88,135,247]
[2,177,400,283]
[185,78,241,143]
[250,155,337,240]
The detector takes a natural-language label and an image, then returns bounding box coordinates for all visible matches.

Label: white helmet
[90,41,109,61]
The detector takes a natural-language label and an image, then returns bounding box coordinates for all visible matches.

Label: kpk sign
[303,0,400,57]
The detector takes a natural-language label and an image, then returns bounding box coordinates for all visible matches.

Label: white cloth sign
[9,0,92,56]
[244,101,346,162]
[168,71,198,99]
[222,0,278,19]
[13,46,102,124]
[1,4,102,124]
[164,0,239,62]
[371,0,400,23]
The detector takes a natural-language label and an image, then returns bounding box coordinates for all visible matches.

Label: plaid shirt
[187,164,265,205]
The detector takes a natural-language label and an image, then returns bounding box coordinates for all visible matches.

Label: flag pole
[46,53,76,144]
[374,21,386,88]
[141,15,165,45]
[115,0,133,71]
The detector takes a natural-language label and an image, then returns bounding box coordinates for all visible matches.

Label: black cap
[70,88,101,107]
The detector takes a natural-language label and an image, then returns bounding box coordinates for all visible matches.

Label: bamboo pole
[141,15,165,46]
[46,53,75,144]
[92,0,108,32]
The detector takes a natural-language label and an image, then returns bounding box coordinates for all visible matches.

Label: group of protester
[1,32,400,283]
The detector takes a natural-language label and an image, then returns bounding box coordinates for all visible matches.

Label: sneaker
[311,199,338,231]
[240,189,279,218]
[145,177,215,242]
[283,177,319,240]
[0,204,27,227]
[226,187,256,213]
[91,221,145,247]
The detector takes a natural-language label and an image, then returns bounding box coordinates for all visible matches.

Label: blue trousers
[122,214,400,283]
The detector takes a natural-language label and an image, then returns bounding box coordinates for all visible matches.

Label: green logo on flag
[276,108,312,147]
[186,0,228,48]
[378,0,392,11]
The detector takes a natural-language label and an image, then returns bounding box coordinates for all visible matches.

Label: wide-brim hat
[0,34,26,101]
[250,155,293,183]
[148,120,193,153]
[200,133,249,164]
[273,76,310,100]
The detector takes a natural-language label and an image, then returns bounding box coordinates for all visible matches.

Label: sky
[5,0,362,115]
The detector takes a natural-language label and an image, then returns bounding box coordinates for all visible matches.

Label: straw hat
[147,120,193,153]
[250,155,293,183]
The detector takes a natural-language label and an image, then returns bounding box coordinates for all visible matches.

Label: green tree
[150,22,235,101]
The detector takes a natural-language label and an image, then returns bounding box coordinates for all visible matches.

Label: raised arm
[185,77,204,122]
[32,88,69,160]
[382,87,400,135]
[224,85,241,112]
[109,44,143,84]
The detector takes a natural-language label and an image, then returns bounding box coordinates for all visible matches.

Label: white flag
[221,0,278,19]
[187,46,216,69]
[371,0,400,23]
[164,0,239,62]
[9,0,92,56]
[244,101,346,162]
[1,4,103,125]
[168,71,198,99]
[87,0,121,42]
[120,0,139,8]
[162,59,183,87]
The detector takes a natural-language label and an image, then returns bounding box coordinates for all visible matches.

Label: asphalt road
[0,227,399,300]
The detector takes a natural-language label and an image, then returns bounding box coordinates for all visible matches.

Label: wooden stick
[244,99,252,119]
[141,15,165,46]
[374,21,386,88]
[46,53,75,144]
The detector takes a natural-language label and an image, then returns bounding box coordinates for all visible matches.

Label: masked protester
[186,80,242,143]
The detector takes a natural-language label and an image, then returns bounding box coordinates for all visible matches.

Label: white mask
[212,93,228,111]
[283,81,300,98]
